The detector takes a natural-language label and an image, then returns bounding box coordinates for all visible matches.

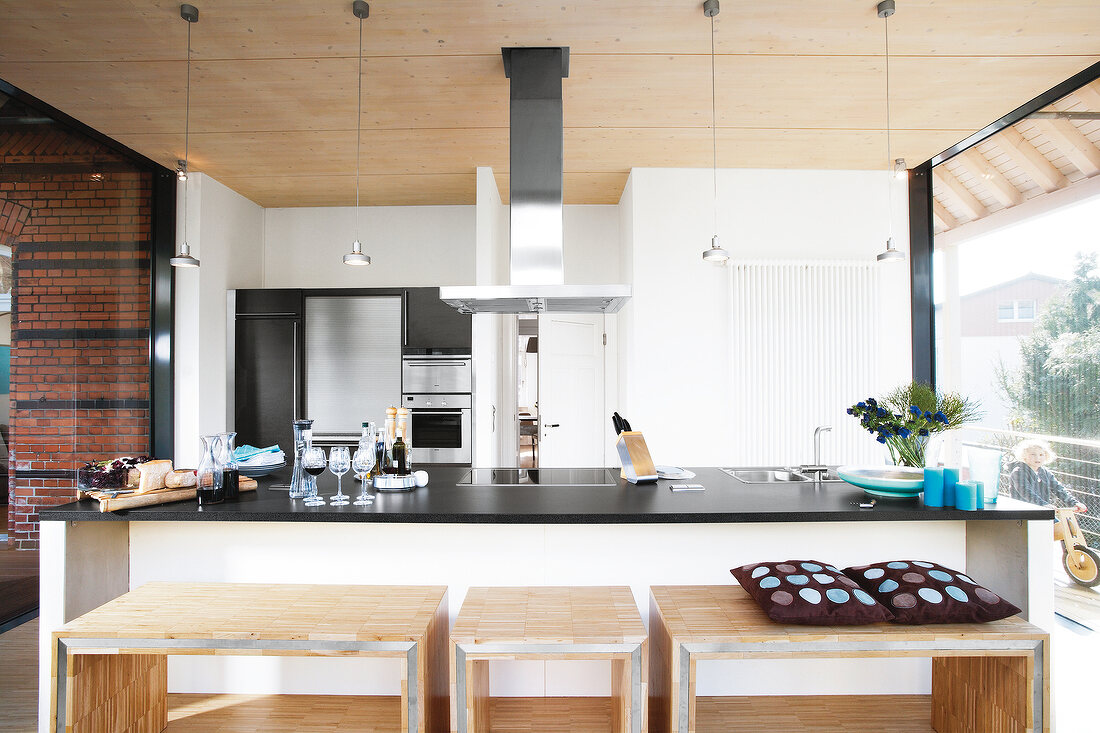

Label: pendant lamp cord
[355,13,363,240]
[710,12,718,237]
[884,10,893,240]
[183,18,191,249]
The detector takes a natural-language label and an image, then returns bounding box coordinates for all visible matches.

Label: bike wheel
[1063,546,1100,587]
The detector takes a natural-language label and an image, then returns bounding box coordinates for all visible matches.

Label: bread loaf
[136,460,173,493]
[127,468,141,488]
[164,469,197,489]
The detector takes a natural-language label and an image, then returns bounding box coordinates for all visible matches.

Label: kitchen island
[37,467,1054,730]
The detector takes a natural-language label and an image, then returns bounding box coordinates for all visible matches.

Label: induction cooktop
[459,468,618,487]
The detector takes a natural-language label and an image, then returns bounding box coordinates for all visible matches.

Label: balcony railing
[956,426,1100,549]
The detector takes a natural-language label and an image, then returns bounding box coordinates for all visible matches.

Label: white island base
[38,518,1053,732]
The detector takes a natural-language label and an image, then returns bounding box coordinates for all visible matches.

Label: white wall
[619,168,912,467]
[263,205,475,288]
[174,174,264,465]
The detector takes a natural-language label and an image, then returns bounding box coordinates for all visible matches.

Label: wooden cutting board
[79,477,258,512]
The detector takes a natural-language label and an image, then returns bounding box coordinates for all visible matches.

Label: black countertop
[41,467,1053,524]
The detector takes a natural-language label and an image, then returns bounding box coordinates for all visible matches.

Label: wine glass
[352,449,376,506]
[328,446,351,506]
[301,447,327,507]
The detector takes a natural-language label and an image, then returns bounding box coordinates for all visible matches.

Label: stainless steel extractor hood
[440,47,631,315]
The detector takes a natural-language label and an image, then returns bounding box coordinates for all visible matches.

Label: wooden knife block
[616,431,658,484]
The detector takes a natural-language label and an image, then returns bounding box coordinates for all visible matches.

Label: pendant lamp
[343,1,372,266]
[875,0,905,264]
[701,0,730,265]
[171,4,200,268]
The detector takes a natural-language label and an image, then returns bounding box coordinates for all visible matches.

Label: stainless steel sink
[720,467,845,483]
[721,468,810,483]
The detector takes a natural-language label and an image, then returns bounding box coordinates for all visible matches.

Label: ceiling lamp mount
[343,0,372,267]
[701,0,729,265]
[171,3,200,268]
[875,0,905,264]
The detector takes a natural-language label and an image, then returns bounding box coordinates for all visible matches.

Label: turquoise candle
[923,467,945,507]
[942,467,960,508]
[974,480,986,507]
[955,480,979,511]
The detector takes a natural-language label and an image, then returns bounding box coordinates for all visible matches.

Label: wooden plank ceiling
[933,79,1100,234]
[0,1,1097,207]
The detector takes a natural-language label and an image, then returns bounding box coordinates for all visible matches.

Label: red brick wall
[0,120,152,548]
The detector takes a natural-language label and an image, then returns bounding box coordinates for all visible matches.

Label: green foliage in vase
[848,382,981,467]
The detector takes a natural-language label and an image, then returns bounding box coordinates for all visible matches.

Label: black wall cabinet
[404,287,472,353]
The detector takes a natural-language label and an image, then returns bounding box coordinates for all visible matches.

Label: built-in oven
[401,355,472,395]
[403,393,472,465]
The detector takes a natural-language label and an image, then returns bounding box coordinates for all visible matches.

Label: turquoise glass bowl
[836,466,925,498]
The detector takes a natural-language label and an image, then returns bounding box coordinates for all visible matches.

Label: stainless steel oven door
[401,356,472,394]
[405,393,472,464]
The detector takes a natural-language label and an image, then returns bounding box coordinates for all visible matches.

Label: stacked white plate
[655,465,696,480]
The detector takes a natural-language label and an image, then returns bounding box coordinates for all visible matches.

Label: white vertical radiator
[728,261,883,466]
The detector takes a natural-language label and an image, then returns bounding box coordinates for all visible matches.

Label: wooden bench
[50,582,449,733]
[450,586,648,733]
[649,585,1049,733]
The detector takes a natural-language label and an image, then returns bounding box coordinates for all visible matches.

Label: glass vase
[196,435,225,506]
[217,431,241,500]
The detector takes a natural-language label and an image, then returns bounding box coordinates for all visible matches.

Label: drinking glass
[329,446,351,506]
[352,449,376,506]
[302,447,327,507]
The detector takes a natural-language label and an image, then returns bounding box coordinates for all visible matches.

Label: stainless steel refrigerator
[304,295,403,444]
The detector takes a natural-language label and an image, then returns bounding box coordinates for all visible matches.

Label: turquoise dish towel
[234,444,282,460]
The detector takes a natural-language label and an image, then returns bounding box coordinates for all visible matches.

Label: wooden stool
[649,585,1049,733]
[50,582,449,733]
[450,586,648,733]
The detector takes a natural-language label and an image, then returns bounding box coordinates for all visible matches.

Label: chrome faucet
[799,425,832,476]
[814,425,832,467]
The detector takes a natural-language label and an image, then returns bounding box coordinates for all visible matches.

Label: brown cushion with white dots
[731,560,895,625]
[841,560,1021,625]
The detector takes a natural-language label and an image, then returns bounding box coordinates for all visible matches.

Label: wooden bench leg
[649,594,676,733]
[67,653,167,733]
[932,655,1041,733]
[463,658,490,733]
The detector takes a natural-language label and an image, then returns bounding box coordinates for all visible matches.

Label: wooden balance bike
[1055,507,1100,587]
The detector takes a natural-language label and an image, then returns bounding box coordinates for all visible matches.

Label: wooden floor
[0,543,38,628]
[0,617,38,733]
[1054,561,1100,631]
[163,695,935,733]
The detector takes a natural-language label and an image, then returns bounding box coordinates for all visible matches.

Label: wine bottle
[393,430,408,475]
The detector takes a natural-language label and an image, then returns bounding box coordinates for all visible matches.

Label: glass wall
[932,78,1100,546]
[0,89,160,549]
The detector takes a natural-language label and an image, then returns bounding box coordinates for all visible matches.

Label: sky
[934,193,1100,301]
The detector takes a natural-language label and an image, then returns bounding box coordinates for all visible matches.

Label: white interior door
[537,314,605,467]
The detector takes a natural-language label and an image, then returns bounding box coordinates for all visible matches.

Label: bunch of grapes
[78,456,149,489]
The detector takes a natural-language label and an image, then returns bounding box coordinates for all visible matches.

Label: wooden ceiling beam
[995,126,1069,193]
[932,167,988,221]
[1068,81,1100,111]
[957,149,1023,208]
[1033,117,1100,176]
[932,197,959,231]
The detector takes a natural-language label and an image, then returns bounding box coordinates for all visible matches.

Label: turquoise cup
[923,467,945,507]
[942,467,960,508]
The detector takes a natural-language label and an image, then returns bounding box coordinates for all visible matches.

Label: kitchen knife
[621,416,632,432]
[612,412,625,435]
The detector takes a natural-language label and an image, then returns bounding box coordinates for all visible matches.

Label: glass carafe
[197,435,225,506]
[290,419,316,499]
[217,431,241,500]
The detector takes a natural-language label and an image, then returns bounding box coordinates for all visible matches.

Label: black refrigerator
[231,289,303,455]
